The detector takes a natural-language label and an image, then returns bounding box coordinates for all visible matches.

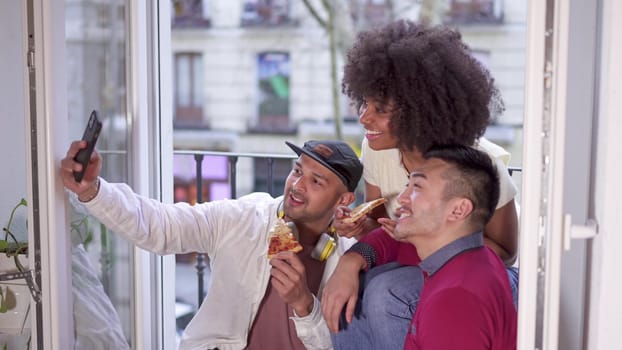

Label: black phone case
[73,110,102,182]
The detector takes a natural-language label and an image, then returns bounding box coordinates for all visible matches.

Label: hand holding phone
[73,110,102,182]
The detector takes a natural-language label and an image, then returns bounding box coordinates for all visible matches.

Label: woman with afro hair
[321,20,519,350]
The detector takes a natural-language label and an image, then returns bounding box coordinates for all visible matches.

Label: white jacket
[83,178,353,350]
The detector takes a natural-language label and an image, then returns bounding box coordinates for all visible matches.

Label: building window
[172,0,210,28]
[443,0,504,25]
[241,0,292,27]
[250,52,295,133]
[174,53,206,128]
[349,0,391,27]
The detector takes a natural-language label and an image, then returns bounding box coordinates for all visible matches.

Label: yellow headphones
[278,204,337,262]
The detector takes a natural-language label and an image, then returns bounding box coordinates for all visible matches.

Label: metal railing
[508,166,523,177]
[174,149,523,307]
[173,150,296,306]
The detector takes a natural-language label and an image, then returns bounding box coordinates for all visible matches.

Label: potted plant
[1,198,28,269]
[0,198,31,349]
[0,197,126,349]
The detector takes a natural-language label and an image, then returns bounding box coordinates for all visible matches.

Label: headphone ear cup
[285,220,335,261]
[311,233,336,261]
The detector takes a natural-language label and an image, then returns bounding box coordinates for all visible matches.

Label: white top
[83,179,354,350]
[361,137,518,219]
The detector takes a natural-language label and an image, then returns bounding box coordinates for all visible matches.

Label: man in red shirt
[323,145,517,349]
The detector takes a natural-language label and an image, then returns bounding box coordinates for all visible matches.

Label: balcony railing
[173,149,296,306]
[174,149,523,308]
[508,166,522,177]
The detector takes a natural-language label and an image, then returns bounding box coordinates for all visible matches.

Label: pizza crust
[342,198,388,224]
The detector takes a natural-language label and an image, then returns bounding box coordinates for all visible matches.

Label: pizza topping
[267,218,303,259]
[342,198,388,224]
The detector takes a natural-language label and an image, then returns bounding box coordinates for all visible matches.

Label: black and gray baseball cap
[286,140,363,192]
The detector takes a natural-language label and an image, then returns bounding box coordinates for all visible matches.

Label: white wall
[0,1,28,240]
[172,27,334,132]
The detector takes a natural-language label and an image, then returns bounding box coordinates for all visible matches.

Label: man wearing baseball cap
[61,138,363,350]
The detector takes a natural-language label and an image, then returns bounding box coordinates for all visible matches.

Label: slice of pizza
[342,198,388,224]
[267,218,303,259]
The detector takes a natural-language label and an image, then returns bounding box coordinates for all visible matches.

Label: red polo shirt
[404,234,516,349]
[351,231,516,349]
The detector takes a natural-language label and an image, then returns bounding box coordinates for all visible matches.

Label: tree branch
[300,0,328,29]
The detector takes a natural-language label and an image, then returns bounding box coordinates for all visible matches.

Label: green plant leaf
[83,230,93,249]
[0,240,7,252]
[0,287,6,313]
[2,287,16,310]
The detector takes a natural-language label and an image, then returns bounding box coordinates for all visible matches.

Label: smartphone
[73,110,102,182]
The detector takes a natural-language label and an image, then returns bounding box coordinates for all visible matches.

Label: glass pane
[253,158,291,196]
[170,0,527,346]
[193,55,203,107]
[172,154,229,342]
[176,54,191,106]
[0,4,29,342]
[444,0,503,24]
[174,53,204,126]
[65,0,132,347]
[256,52,291,131]
[241,0,291,26]
[172,0,210,28]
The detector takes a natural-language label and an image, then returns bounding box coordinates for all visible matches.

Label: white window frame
[28,0,175,348]
[28,0,622,349]
[127,1,175,349]
[26,0,74,347]
[518,0,570,348]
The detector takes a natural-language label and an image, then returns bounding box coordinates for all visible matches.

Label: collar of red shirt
[419,231,484,278]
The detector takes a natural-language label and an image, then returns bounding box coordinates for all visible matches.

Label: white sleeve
[493,156,518,208]
[475,138,518,208]
[360,138,379,186]
[291,296,333,350]
[83,178,218,254]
